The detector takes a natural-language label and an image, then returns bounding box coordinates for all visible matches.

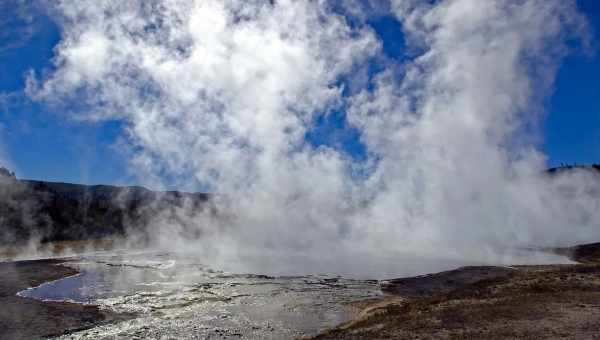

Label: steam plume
[26,0,600,276]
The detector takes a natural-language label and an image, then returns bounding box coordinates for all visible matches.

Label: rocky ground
[312,243,600,339]
[0,259,133,340]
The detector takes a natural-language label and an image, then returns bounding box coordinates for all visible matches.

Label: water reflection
[18,249,571,339]
[19,252,382,339]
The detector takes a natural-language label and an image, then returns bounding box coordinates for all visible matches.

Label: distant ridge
[0,163,598,246]
[0,167,211,245]
[547,164,600,174]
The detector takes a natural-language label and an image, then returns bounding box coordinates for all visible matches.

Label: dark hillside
[1,164,598,246]
[547,164,600,175]
[0,169,211,245]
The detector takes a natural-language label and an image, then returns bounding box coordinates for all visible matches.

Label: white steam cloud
[27,0,600,277]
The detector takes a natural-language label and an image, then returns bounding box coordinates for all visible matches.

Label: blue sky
[544,0,600,167]
[0,1,599,186]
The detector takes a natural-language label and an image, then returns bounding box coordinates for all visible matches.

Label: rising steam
[26,0,600,276]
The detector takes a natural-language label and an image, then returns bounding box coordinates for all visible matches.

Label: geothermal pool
[16,248,572,339]
[18,251,382,339]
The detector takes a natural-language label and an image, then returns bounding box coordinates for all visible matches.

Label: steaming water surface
[18,251,383,339]
[16,249,573,339]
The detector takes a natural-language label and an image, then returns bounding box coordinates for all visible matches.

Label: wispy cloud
[0,0,45,53]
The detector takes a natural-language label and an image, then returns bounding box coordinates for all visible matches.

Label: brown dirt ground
[311,245,600,340]
[0,258,132,340]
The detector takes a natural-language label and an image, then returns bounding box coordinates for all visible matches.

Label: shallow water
[17,248,572,339]
[19,251,382,339]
